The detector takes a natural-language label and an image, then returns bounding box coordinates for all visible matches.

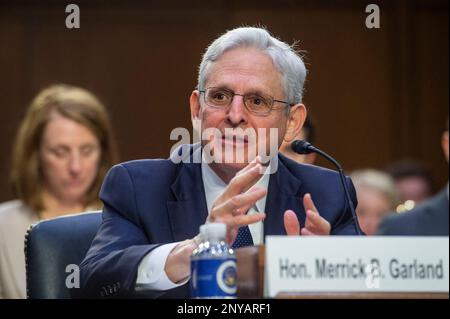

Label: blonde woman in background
[0,84,118,298]
[350,169,400,236]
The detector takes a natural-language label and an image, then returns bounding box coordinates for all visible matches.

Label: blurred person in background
[385,159,434,209]
[279,116,317,164]
[350,169,399,235]
[0,84,118,298]
[378,122,448,236]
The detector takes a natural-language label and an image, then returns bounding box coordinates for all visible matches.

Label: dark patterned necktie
[231,225,254,249]
[231,206,257,249]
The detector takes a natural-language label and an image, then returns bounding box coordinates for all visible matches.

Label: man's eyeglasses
[199,87,292,116]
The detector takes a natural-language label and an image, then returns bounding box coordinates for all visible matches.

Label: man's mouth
[221,134,249,144]
[222,134,248,144]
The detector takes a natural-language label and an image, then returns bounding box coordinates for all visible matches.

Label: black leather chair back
[25,212,102,299]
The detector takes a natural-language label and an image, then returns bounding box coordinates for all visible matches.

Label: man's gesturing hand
[165,159,266,283]
[207,159,267,244]
[283,193,331,236]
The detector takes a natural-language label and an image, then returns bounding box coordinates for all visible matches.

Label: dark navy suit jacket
[77,150,359,298]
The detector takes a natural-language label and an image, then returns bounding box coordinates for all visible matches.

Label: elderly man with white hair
[77,26,361,298]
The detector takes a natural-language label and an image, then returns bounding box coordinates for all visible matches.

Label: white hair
[351,169,400,207]
[197,27,307,105]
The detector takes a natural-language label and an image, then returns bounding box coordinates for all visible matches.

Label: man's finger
[283,210,300,235]
[226,227,238,245]
[210,187,266,220]
[301,228,315,236]
[233,187,266,216]
[305,209,331,235]
[235,156,262,177]
[303,193,319,214]
[221,164,263,201]
[232,212,266,227]
[233,203,254,217]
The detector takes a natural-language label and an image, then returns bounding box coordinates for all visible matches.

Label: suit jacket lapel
[264,157,304,238]
[167,162,208,242]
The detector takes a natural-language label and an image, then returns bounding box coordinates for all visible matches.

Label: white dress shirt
[136,159,270,291]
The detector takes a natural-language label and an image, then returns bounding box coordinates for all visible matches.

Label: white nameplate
[265,236,449,297]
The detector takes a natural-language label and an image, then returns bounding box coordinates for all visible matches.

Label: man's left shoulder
[278,154,341,181]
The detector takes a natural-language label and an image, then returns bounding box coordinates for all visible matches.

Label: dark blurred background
[0,0,448,203]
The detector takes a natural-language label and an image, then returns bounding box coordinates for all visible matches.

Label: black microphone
[291,140,363,235]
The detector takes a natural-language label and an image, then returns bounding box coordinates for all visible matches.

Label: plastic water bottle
[190,223,237,299]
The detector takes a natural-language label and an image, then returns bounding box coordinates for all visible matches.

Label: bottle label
[191,259,237,298]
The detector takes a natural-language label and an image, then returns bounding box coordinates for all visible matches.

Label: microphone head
[291,140,314,154]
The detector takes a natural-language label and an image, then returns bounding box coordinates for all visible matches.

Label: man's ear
[284,103,307,143]
[190,90,201,121]
[190,90,202,143]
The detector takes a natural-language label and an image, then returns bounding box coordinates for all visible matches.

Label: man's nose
[226,95,248,127]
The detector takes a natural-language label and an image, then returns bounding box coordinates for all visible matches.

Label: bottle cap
[200,223,226,242]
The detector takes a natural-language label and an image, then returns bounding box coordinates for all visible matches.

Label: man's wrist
[164,237,200,283]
